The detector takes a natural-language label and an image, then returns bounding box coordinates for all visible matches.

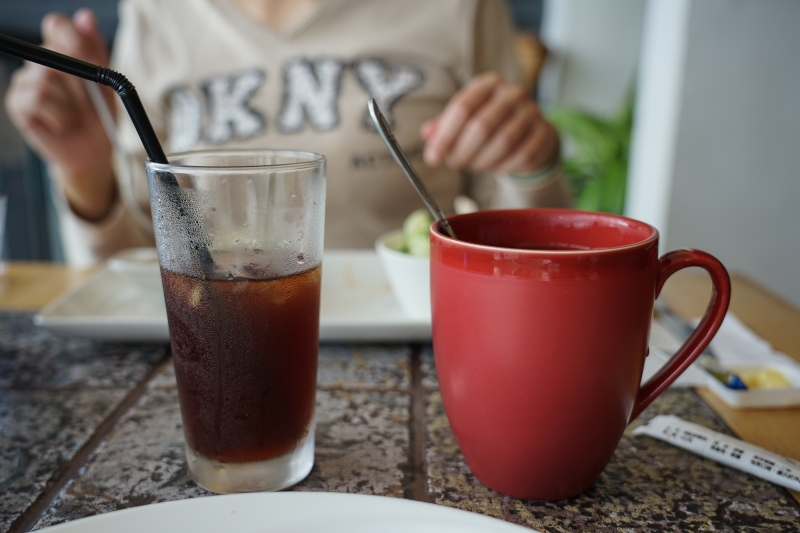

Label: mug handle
[628,249,731,422]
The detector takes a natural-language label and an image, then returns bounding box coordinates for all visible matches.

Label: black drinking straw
[0,33,215,270]
[0,33,167,165]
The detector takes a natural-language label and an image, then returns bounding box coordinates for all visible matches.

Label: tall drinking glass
[146,150,325,493]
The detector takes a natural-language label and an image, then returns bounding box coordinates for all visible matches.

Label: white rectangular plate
[35,251,431,343]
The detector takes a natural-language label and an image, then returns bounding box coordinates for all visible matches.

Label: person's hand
[4,9,116,221]
[421,72,559,174]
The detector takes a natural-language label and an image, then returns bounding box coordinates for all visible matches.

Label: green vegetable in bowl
[400,209,433,257]
[406,233,430,257]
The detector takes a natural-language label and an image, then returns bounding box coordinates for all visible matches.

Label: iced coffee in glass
[146,150,325,493]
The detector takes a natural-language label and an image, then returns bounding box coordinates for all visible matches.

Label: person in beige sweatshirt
[5,0,570,266]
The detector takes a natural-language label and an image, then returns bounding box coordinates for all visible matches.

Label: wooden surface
[661,270,800,502]
[2,262,799,504]
[0,262,96,310]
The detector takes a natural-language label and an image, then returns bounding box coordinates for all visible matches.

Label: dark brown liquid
[161,265,321,463]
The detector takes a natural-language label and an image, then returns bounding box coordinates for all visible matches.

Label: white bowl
[375,230,430,319]
[107,247,163,293]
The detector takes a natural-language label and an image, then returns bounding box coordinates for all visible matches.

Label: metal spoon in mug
[367,99,457,240]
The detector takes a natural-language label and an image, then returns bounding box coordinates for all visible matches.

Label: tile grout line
[407,345,429,502]
[8,351,173,533]
[317,385,412,392]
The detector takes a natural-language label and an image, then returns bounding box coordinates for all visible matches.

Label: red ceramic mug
[430,209,730,500]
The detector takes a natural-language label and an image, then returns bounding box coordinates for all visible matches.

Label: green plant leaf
[546,91,635,215]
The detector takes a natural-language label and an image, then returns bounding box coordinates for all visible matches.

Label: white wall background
[543,0,800,309]
[664,0,800,308]
[539,0,645,117]
[625,0,690,247]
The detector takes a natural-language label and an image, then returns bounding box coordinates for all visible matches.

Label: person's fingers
[42,11,108,65]
[40,15,93,109]
[43,13,86,59]
[423,72,501,166]
[6,66,79,135]
[420,119,437,140]
[496,118,560,174]
[445,83,527,168]
[468,104,537,172]
[36,77,85,133]
[28,94,70,135]
[72,9,110,66]
[71,9,117,112]
[5,65,34,127]
[42,10,112,113]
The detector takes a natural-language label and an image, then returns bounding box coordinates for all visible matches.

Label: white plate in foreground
[37,493,534,533]
[35,251,431,343]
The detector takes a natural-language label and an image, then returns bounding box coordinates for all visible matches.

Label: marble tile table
[1,264,799,532]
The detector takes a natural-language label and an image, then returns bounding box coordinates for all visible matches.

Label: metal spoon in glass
[368,99,457,240]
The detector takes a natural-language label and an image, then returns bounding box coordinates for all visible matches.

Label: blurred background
[0,0,120,264]
[0,0,798,308]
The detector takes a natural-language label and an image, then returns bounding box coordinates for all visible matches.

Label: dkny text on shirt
[165,58,424,152]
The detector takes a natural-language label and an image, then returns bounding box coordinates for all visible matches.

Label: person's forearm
[51,159,117,222]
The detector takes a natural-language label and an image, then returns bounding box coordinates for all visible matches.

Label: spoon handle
[368,99,457,240]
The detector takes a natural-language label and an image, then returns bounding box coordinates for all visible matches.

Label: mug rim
[430,208,659,255]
